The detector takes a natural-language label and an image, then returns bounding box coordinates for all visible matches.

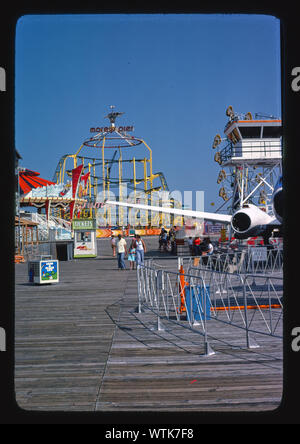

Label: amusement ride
[212,106,282,216]
[16,105,283,260]
[52,106,182,229]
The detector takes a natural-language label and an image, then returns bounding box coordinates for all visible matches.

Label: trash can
[185,285,211,321]
[28,256,59,284]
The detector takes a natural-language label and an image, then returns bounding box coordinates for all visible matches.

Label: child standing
[128,239,136,270]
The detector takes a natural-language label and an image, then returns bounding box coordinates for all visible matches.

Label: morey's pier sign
[90,125,134,133]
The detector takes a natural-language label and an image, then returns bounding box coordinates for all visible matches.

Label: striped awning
[18,169,55,194]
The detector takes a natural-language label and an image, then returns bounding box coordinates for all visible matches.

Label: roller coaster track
[53,156,169,193]
[52,154,70,183]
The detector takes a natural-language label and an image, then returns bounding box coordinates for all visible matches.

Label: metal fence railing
[179,246,283,275]
[136,253,283,356]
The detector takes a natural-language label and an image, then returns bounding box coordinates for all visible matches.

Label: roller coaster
[52,107,181,228]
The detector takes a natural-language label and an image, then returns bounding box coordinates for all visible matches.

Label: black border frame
[1,4,299,425]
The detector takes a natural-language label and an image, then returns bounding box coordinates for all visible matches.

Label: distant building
[15,149,22,170]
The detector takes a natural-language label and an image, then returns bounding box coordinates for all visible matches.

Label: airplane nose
[273,189,283,221]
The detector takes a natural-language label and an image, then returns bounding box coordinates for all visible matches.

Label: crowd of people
[110,229,214,270]
[158,226,176,253]
[111,234,147,270]
[159,227,214,257]
[187,236,214,256]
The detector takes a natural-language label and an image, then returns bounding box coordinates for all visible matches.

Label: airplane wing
[266,219,281,226]
[105,200,232,224]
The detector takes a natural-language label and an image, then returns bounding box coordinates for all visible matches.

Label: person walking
[161,230,168,252]
[111,235,116,257]
[187,236,194,255]
[135,234,146,268]
[193,236,202,256]
[169,226,176,254]
[201,237,214,255]
[200,237,214,266]
[159,227,166,251]
[116,234,127,269]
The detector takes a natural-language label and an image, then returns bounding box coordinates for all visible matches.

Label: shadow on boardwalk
[14,236,283,412]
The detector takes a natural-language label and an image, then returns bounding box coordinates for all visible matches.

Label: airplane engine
[231,204,274,239]
[272,180,283,224]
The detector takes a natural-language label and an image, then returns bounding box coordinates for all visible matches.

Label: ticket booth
[72,218,97,258]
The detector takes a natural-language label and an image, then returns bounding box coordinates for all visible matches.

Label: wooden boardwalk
[15,237,283,412]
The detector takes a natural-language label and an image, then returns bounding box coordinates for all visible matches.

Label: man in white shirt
[117,234,127,269]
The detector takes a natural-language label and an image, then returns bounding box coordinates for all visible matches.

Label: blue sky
[15,13,281,210]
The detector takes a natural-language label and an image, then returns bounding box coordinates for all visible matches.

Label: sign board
[40,260,59,282]
[72,219,96,230]
[90,126,134,133]
[250,247,268,262]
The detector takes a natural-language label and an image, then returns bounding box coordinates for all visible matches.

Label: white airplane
[105,177,283,243]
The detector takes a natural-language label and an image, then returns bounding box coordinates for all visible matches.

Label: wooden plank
[15,236,283,412]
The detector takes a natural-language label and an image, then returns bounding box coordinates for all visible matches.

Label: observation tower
[212,106,282,221]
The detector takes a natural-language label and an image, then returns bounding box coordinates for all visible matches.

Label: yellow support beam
[93,159,97,203]
[102,137,106,201]
[133,157,137,227]
[143,158,148,225]
[106,161,111,226]
[118,147,123,226]
[74,143,84,158]
[60,154,77,183]
[141,139,153,190]
[88,163,92,218]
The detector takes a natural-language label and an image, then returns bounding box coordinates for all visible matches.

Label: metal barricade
[136,255,283,356]
[179,246,283,275]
